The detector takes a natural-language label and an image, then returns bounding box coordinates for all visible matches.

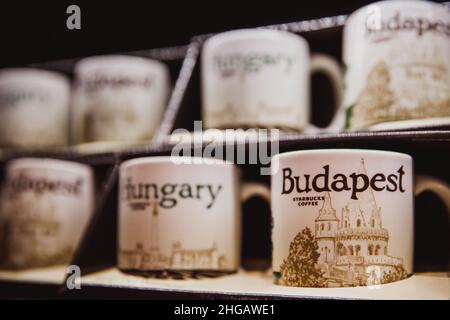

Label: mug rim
[120,156,236,169]
[6,157,93,175]
[0,68,69,87]
[203,28,309,51]
[272,148,412,162]
[74,54,168,75]
[344,0,450,30]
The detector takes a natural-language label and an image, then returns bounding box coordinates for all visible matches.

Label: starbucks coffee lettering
[281,164,406,200]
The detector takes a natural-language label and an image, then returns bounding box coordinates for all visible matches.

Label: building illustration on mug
[347,44,450,129]
[0,198,73,270]
[279,159,408,287]
[119,201,228,271]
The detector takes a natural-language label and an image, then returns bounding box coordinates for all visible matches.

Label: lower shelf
[79,268,449,300]
[1,265,448,299]
[0,265,67,285]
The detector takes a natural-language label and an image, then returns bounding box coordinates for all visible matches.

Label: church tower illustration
[148,200,160,263]
[315,192,339,264]
[150,201,159,250]
[336,159,389,261]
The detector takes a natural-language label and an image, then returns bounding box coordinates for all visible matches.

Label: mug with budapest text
[0,68,70,148]
[118,156,270,276]
[343,0,450,130]
[201,28,343,131]
[0,158,94,269]
[72,55,171,144]
[271,149,450,287]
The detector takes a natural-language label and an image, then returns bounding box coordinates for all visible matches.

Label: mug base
[206,124,303,132]
[273,271,413,288]
[119,268,237,279]
[351,117,450,132]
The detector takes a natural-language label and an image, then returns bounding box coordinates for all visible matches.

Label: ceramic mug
[201,28,343,131]
[271,149,450,287]
[118,156,270,276]
[0,68,70,148]
[343,0,450,130]
[72,55,171,144]
[0,158,94,269]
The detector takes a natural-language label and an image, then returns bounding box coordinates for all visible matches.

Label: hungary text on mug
[343,0,450,130]
[0,158,94,269]
[118,156,270,276]
[271,149,450,287]
[202,28,343,131]
[0,68,70,148]
[71,55,171,144]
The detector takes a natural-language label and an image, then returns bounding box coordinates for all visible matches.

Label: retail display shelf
[70,268,449,300]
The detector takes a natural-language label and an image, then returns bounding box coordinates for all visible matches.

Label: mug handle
[240,181,271,269]
[415,175,450,216]
[304,54,346,134]
[241,181,271,203]
[415,175,450,271]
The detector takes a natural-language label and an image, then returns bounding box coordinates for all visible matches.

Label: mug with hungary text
[202,28,343,131]
[271,149,450,287]
[118,156,270,276]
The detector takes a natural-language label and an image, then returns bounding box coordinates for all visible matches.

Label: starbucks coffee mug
[0,158,94,269]
[0,68,70,148]
[71,55,171,144]
[343,0,450,130]
[271,149,450,287]
[118,156,270,276]
[201,28,343,131]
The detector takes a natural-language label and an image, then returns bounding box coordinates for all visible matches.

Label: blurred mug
[0,68,70,148]
[201,29,343,131]
[0,158,94,269]
[343,0,450,130]
[72,55,171,144]
[118,156,270,276]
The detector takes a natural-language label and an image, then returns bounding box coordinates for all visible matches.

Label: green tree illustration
[381,264,408,284]
[280,227,325,287]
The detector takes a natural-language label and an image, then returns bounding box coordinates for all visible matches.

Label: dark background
[0,0,382,67]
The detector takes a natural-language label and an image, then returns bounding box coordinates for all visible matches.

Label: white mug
[271,149,450,287]
[0,158,94,269]
[0,68,70,148]
[343,0,450,130]
[201,29,343,131]
[118,156,270,276]
[72,55,171,144]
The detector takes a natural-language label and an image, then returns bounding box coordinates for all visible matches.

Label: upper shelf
[2,129,450,164]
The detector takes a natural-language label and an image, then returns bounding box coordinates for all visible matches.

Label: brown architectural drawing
[119,201,227,270]
[348,60,450,129]
[280,159,408,287]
